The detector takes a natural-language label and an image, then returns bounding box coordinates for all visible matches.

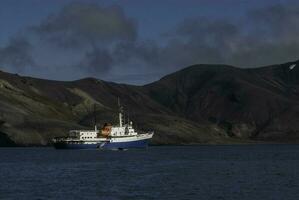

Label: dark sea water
[0,145,299,200]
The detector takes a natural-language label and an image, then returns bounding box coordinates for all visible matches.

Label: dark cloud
[113,40,160,67]
[32,3,137,48]
[0,2,138,78]
[229,4,299,66]
[32,2,138,76]
[160,4,299,68]
[79,47,113,73]
[0,37,35,72]
[249,4,299,39]
[158,18,238,70]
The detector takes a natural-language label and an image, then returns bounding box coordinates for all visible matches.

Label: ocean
[0,145,299,200]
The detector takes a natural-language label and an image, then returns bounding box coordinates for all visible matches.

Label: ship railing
[52,136,79,142]
[69,130,98,133]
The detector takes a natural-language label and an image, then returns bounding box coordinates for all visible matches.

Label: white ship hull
[53,133,154,150]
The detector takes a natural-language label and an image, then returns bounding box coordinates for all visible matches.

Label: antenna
[94,104,97,132]
[123,109,126,125]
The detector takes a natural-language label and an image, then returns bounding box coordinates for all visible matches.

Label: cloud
[249,4,299,40]
[0,2,138,79]
[158,18,238,70]
[32,2,137,48]
[160,4,299,68]
[79,47,113,74]
[229,4,299,66]
[97,3,299,81]
[0,37,36,72]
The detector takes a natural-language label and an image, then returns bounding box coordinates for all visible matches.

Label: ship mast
[118,97,123,127]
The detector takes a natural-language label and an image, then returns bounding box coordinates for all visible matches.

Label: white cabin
[69,130,98,140]
[110,122,138,137]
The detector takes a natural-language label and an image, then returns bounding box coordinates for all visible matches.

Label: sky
[0,0,298,85]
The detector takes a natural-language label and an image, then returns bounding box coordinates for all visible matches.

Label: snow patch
[289,64,296,70]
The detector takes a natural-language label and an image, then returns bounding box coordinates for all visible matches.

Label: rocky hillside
[1,60,299,146]
[145,60,299,142]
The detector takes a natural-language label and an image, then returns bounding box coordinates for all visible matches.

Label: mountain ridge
[0,60,299,146]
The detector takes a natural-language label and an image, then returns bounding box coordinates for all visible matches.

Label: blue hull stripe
[101,139,149,149]
[53,139,149,149]
[53,143,99,149]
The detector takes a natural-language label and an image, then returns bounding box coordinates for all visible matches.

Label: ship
[52,101,154,150]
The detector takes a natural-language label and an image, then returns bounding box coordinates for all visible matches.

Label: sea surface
[0,145,299,200]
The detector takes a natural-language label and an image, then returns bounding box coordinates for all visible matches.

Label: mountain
[1,60,299,146]
[146,60,299,142]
